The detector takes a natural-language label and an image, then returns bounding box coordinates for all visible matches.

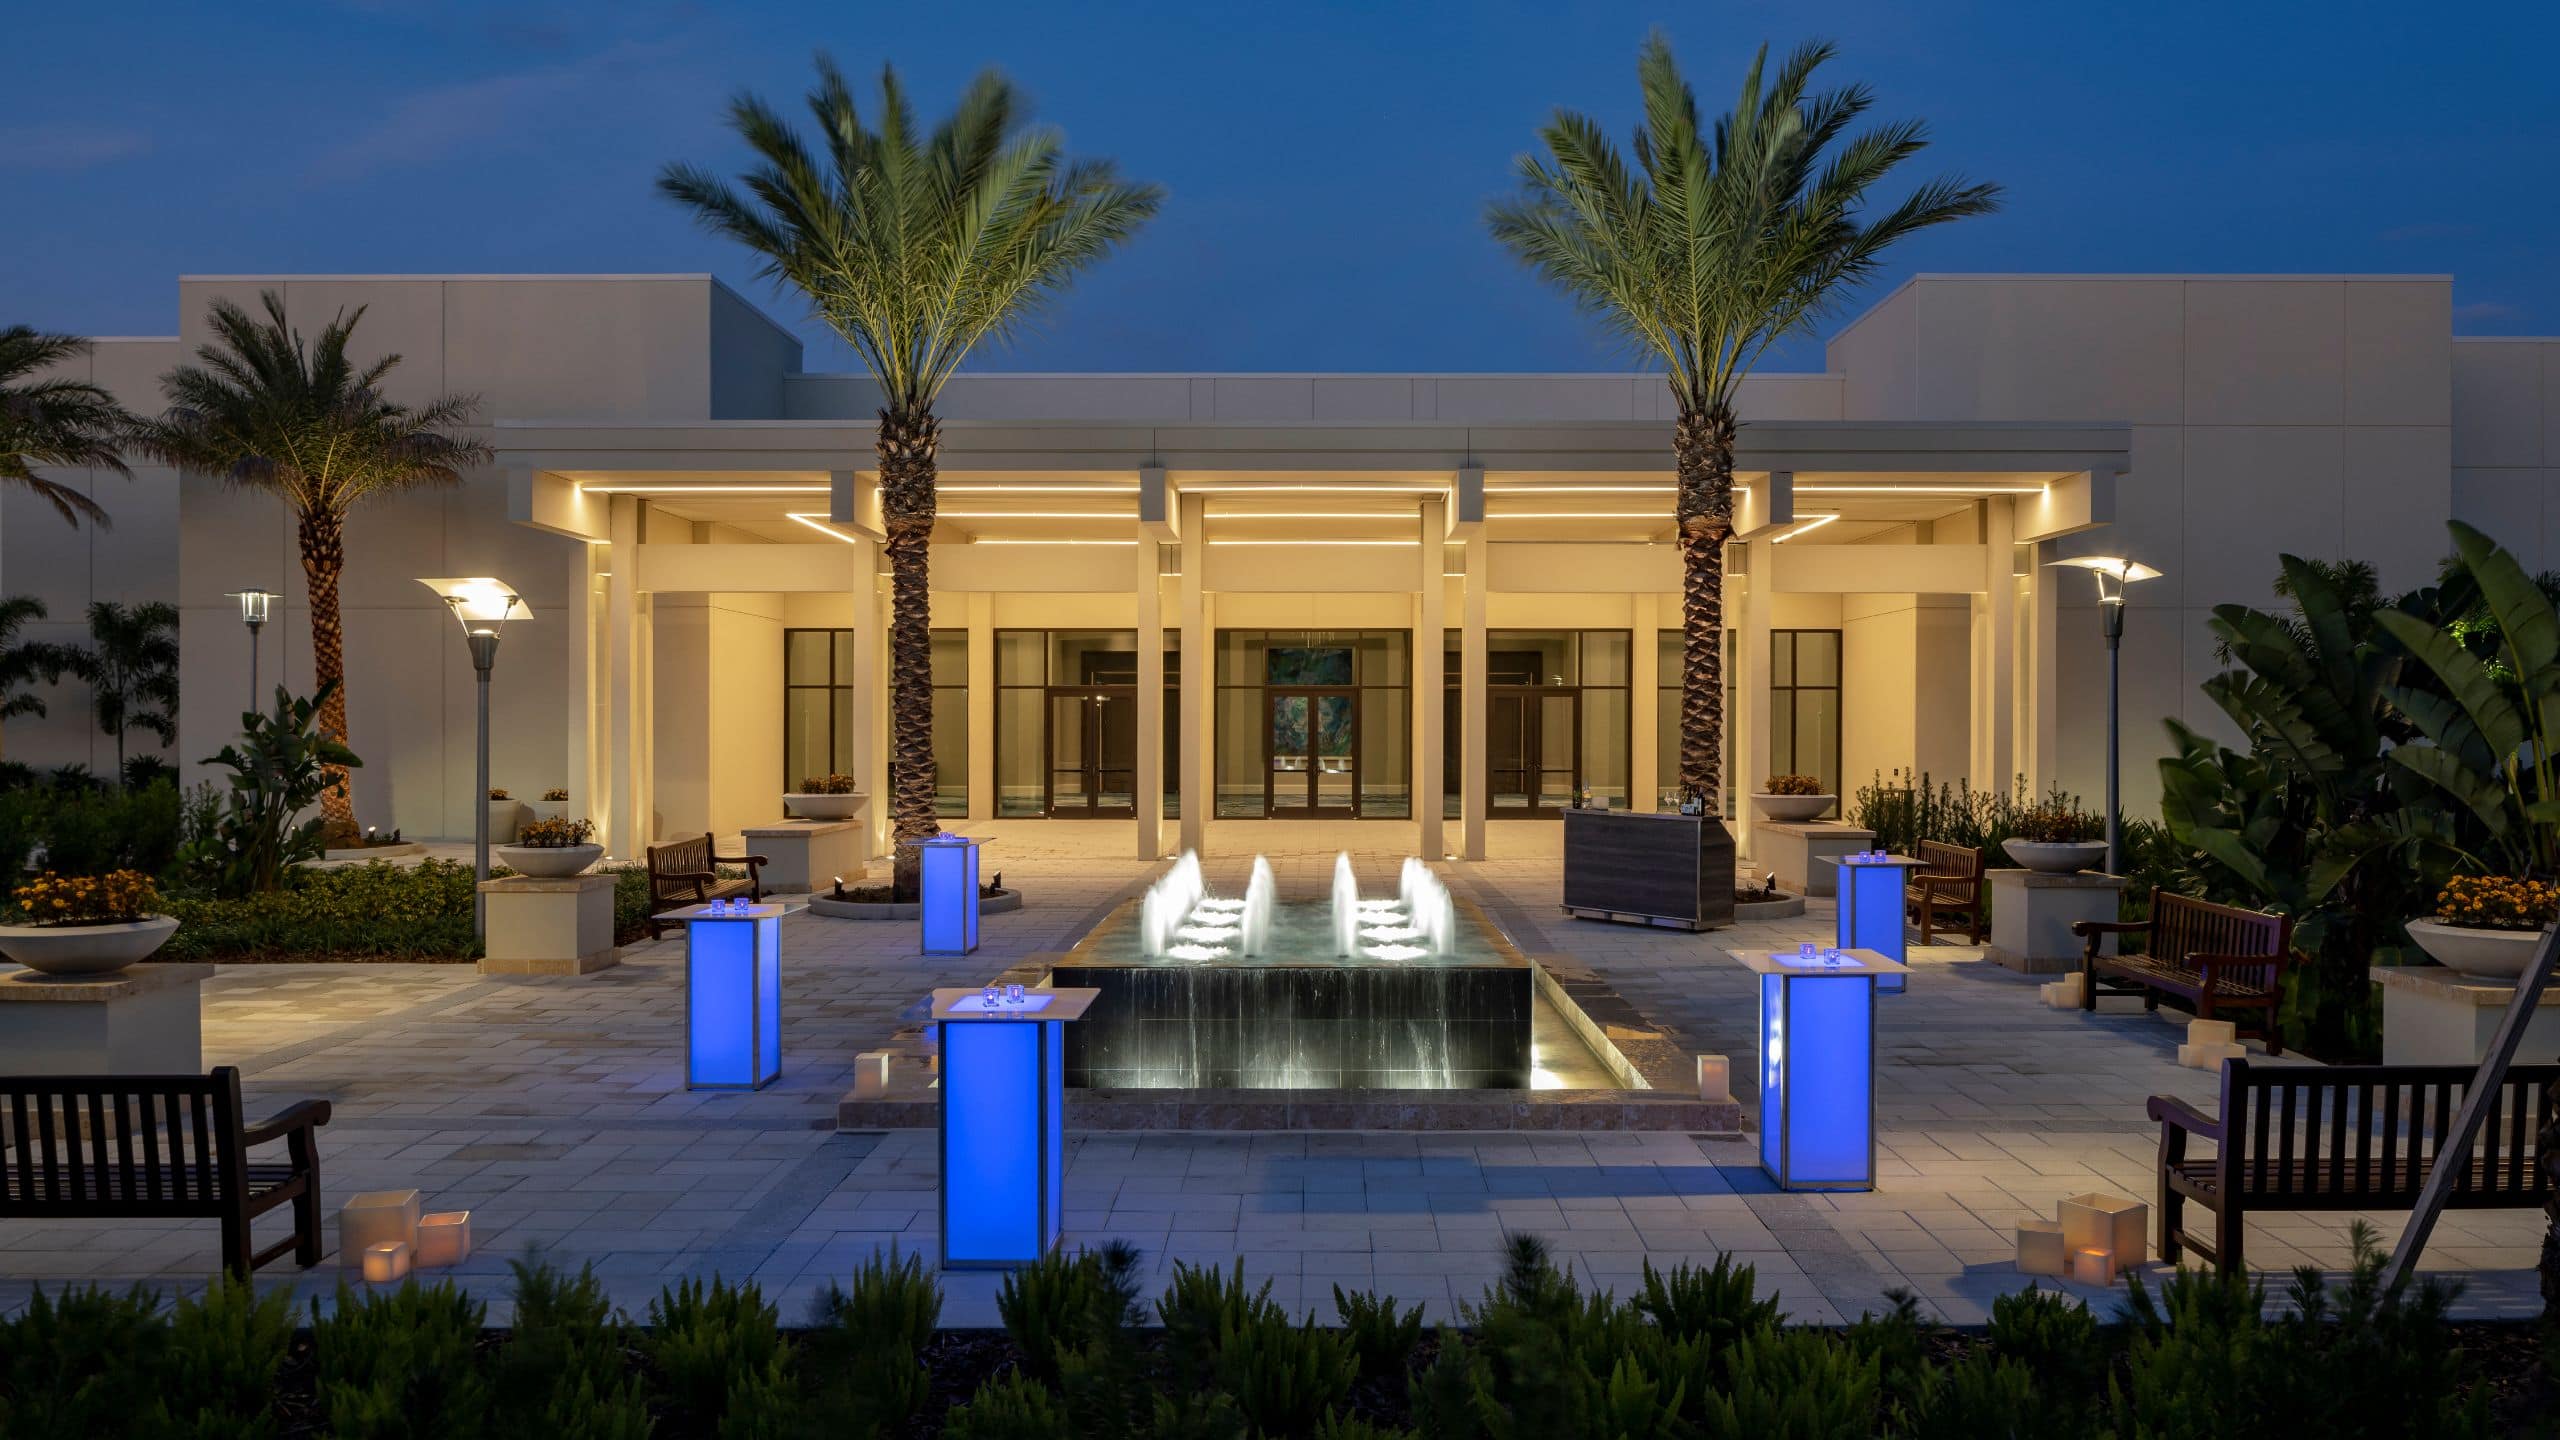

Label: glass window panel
[1360,687,1408,818]
[930,629,967,686]
[1357,630,1409,686]
[832,687,855,778]
[786,630,833,686]
[833,631,856,681]
[1582,688,1629,805]
[1795,630,1840,686]
[1655,686,1679,812]
[1214,687,1263,816]
[1657,628,1683,677]
[1770,692,1799,777]
[785,690,831,786]
[995,688,1043,816]
[1269,644,1353,685]
[1582,630,1630,685]
[996,630,1045,685]
[1770,632,1794,686]
[1796,690,1841,804]
[1216,630,1265,684]
[932,686,968,816]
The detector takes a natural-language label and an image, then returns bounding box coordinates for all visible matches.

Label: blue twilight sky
[5,0,2555,376]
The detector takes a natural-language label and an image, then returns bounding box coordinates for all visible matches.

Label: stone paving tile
[1,820,2545,1327]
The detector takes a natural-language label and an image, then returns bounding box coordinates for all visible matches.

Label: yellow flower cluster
[2434,874,2558,932]
[517,816,596,848]
[13,870,160,926]
[1763,774,1825,797]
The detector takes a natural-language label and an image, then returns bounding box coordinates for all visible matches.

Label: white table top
[665,903,787,921]
[1729,947,1911,978]
[1812,854,1930,870]
[931,986,1100,1021]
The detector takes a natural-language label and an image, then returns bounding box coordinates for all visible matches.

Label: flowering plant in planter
[13,870,159,926]
[798,774,861,796]
[2011,798,2104,844]
[2431,875,2557,931]
[1762,774,1824,796]
[487,787,511,801]
[541,787,569,803]
[516,817,596,848]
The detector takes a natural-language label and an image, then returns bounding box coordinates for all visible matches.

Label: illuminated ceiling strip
[1207,539,1420,547]
[1181,483,1449,494]
[1792,484,2048,494]
[580,483,830,494]
[1486,511,1669,520]
[936,483,1138,493]
[1207,511,1412,520]
[786,512,864,544]
[1482,484,1675,494]
[938,510,1131,519]
[970,538,1140,546]
[1770,513,1841,543]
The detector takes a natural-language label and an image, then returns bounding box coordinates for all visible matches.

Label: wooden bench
[2147,1058,2555,1273]
[1903,840,1984,945]
[644,833,767,939]
[2074,890,2295,1055]
[0,1067,332,1278]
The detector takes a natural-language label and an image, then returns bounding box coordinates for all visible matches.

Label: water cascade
[1140,851,1207,957]
[1331,852,1362,957]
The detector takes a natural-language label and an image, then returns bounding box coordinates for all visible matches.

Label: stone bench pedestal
[1751,821,1875,897]
[479,875,618,976]
[2374,964,2560,1066]
[742,819,866,894]
[0,962,210,1072]
[1983,869,2128,974]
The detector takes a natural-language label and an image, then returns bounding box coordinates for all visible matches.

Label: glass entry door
[1267,687,1358,818]
[1044,687,1137,817]
[1488,687,1581,816]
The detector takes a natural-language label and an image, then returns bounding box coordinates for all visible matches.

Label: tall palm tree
[134,293,490,839]
[0,595,77,760]
[660,55,1161,892]
[61,600,180,782]
[1489,36,1999,813]
[0,326,132,527]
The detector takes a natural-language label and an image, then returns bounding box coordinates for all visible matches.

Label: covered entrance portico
[499,415,2127,869]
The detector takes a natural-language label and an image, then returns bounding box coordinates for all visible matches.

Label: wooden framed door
[1266,686,1358,818]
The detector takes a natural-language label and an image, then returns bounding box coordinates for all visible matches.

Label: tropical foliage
[134,291,490,842]
[1488,35,1997,810]
[183,682,362,897]
[0,595,77,753]
[660,55,1161,893]
[1851,771,2102,857]
[0,325,130,527]
[57,599,179,781]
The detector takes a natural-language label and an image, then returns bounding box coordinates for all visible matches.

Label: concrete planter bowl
[784,792,869,823]
[2004,839,2109,874]
[1750,793,1836,822]
[0,914,180,976]
[2404,918,2549,980]
[494,843,604,878]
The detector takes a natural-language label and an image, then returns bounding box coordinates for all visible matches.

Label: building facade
[10,272,2556,867]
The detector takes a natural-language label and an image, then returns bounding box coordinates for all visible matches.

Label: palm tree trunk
[878,406,943,900]
[1675,403,1737,811]
[298,508,359,843]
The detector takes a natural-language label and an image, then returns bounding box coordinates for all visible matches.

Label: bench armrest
[241,1099,332,1148]
[711,852,768,870]
[2072,919,2148,938]
[2145,1093,2220,1142]
[656,869,718,888]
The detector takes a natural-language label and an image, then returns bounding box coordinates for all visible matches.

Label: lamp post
[225,589,276,713]
[2047,556,2161,875]
[419,577,528,937]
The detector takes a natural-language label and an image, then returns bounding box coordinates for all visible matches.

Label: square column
[1135,541,1165,859]
[1737,538,1775,860]
[1414,498,1446,858]
[851,547,889,861]
[1630,592,1661,810]
[1460,529,1489,860]
[1177,493,1208,855]
[604,496,651,860]
[1971,497,2018,793]
[966,593,995,821]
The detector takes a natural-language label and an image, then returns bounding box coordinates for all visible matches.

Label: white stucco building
[11,272,2556,868]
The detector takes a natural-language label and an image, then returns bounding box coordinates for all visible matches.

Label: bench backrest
[1915,841,1981,892]
[647,834,712,888]
[2220,1059,2556,1205]
[2148,889,2291,972]
[0,1067,248,1214]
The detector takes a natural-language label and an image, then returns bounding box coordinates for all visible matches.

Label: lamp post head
[226,589,276,629]
[2047,555,2161,605]
[418,578,528,672]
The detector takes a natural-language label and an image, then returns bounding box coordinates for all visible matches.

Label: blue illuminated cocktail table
[1733,947,1909,1191]
[932,985,1100,1268]
[674,902,786,1091]
[1819,853,1927,993]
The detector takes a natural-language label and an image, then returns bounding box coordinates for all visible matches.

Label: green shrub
[184,683,361,896]
[646,1275,794,1436]
[1842,1290,1933,1429]
[942,1372,1069,1440]
[1907,1351,2054,1440]
[1331,1284,1425,1386]
[996,1241,1146,1387]
[1985,1285,2100,1399]
[489,1259,649,1440]
[800,1247,940,1436]
[1634,1254,1783,1350]
[1211,1306,1356,1439]
[311,1278,490,1440]
[0,1283,167,1439]
[149,1277,297,1439]
[1160,1258,1285,1388]
[1697,1327,1879,1439]
[162,858,480,961]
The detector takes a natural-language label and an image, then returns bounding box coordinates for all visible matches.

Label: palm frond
[0,326,134,527]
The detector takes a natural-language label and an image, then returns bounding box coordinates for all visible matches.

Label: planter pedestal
[741,820,867,894]
[0,963,210,1073]
[1983,869,2128,975]
[1751,821,1875,897]
[2373,964,2560,1066]
[478,875,618,976]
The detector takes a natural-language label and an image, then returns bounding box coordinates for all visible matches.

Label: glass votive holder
[362,1240,411,1283]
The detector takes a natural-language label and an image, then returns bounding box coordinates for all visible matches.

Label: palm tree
[0,326,132,527]
[134,293,490,839]
[0,595,77,759]
[659,55,1161,892]
[1488,36,1999,813]
[61,600,179,782]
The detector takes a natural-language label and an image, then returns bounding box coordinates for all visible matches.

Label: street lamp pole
[421,578,528,939]
[2048,556,2161,876]
[227,589,275,715]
